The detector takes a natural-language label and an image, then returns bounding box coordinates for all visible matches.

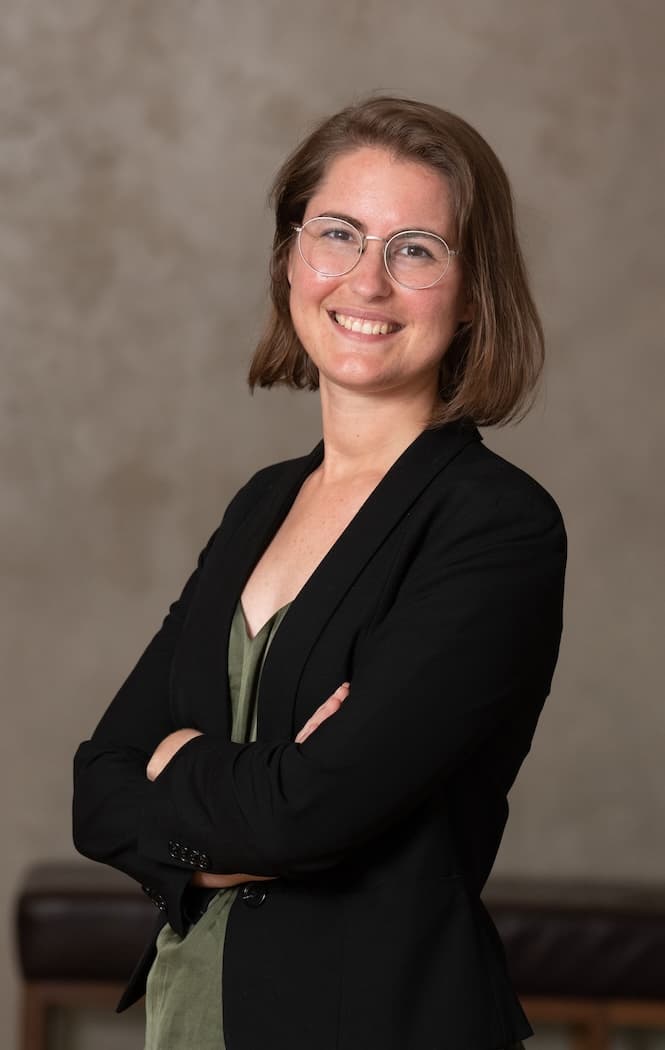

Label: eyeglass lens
[298,217,451,289]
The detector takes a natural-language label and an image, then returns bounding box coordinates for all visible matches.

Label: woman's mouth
[331,311,402,336]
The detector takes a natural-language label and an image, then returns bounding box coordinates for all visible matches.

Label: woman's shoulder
[437,433,566,539]
[458,436,561,501]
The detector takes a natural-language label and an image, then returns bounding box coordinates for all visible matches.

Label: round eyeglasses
[291,216,460,290]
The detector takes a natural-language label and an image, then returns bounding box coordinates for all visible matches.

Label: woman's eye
[322,226,355,242]
[398,242,433,260]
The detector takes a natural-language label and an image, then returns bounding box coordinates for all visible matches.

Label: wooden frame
[21,982,124,1050]
[523,996,665,1050]
[19,985,665,1050]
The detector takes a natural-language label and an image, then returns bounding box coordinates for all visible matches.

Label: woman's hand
[190,871,276,888]
[146,728,203,782]
[295,682,350,744]
[147,680,350,780]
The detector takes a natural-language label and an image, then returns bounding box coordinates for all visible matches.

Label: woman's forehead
[305,146,454,232]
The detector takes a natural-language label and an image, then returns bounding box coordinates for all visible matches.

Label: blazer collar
[175,421,480,738]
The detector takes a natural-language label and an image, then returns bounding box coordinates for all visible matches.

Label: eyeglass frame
[290,216,461,290]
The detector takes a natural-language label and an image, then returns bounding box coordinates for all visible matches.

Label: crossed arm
[146,682,350,889]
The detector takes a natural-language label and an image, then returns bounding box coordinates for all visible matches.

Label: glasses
[291,216,460,290]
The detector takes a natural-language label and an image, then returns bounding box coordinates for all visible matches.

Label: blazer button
[240,884,268,908]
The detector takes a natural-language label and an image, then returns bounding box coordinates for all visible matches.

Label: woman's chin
[318,363,395,396]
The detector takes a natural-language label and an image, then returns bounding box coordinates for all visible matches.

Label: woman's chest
[240,474,382,638]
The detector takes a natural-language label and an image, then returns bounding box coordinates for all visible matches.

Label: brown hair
[248,96,544,426]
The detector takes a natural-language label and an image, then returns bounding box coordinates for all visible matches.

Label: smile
[332,312,402,336]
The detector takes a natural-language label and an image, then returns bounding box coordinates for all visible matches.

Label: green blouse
[144,600,290,1050]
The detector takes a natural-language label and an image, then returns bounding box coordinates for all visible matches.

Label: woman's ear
[287,243,295,287]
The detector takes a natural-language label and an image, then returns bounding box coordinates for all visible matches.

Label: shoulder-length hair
[248,96,544,427]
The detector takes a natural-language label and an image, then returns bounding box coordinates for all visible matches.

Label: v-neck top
[144,599,290,1050]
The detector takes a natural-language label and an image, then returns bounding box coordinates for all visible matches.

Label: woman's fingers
[295,699,342,744]
[295,682,350,743]
[191,871,277,888]
[146,728,203,781]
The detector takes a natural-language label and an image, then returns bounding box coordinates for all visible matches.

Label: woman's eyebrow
[314,211,366,229]
[312,211,450,240]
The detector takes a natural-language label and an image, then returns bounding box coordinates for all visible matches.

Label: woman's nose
[346,240,392,298]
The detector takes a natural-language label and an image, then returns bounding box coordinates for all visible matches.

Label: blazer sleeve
[72,471,266,935]
[136,481,566,881]
[72,527,223,934]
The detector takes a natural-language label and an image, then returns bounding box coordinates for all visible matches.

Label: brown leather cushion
[16,862,157,982]
[485,876,665,1000]
[15,864,665,998]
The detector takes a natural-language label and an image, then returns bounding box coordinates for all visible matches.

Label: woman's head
[249,96,544,426]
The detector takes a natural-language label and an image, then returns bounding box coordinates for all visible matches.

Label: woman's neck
[316,382,435,484]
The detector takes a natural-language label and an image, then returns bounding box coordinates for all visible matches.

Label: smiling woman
[73,96,565,1050]
[251,96,544,428]
[282,147,472,409]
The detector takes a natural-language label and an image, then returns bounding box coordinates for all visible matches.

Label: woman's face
[287,146,471,406]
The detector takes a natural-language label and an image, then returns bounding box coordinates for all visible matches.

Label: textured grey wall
[3,2,663,1047]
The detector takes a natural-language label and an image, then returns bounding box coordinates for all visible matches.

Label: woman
[73,96,566,1050]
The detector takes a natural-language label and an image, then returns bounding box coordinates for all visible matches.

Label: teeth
[334,312,397,336]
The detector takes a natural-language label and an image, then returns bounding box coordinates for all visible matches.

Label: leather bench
[15,863,665,1050]
[15,863,156,1050]
[485,877,665,1050]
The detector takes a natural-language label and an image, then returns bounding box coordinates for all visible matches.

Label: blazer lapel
[171,443,324,735]
[257,421,481,739]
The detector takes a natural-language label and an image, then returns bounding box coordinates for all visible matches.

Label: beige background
[2,1,663,1047]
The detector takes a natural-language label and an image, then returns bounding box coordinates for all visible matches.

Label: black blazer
[73,421,566,1050]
